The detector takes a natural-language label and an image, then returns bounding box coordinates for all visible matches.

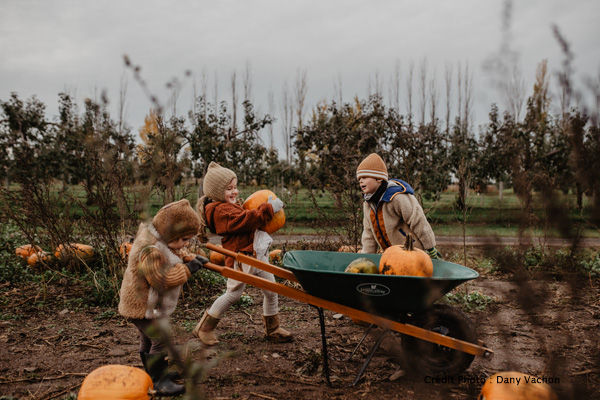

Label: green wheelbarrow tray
[283,250,478,318]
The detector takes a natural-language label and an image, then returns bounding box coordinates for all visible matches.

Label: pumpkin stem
[403,234,414,251]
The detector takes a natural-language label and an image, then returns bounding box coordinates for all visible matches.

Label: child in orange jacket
[194,161,293,345]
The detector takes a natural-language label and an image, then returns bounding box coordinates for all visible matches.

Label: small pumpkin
[242,189,286,234]
[478,371,558,400]
[344,257,378,274]
[209,246,226,266]
[27,251,51,266]
[379,234,433,277]
[16,244,43,260]
[55,243,95,262]
[269,249,283,263]
[78,364,153,400]
[338,245,361,253]
[119,243,133,259]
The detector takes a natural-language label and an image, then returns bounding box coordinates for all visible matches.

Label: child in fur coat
[118,199,208,396]
[194,161,293,345]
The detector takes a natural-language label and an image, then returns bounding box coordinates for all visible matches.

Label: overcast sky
[1,0,599,152]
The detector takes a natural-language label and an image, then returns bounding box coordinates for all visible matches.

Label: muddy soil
[1,246,599,399]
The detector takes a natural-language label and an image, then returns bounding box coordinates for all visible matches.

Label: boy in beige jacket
[357,153,441,258]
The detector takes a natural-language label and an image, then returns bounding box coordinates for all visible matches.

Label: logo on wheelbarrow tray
[356,283,390,296]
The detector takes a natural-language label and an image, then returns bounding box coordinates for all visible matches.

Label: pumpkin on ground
[269,249,283,263]
[55,243,95,262]
[119,243,133,259]
[478,371,558,400]
[27,251,51,266]
[16,244,43,260]
[78,364,153,400]
[242,189,285,234]
[379,234,433,277]
[344,257,378,274]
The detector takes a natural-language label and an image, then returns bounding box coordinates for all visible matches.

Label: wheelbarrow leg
[312,306,332,386]
[350,329,389,386]
[347,324,375,361]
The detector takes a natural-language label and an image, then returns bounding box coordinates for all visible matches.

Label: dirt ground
[1,245,599,399]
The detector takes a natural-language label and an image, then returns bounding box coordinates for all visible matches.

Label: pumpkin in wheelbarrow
[344,257,378,274]
[78,364,154,399]
[242,189,285,234]
[478,371,557,400]
[379,234,433,277]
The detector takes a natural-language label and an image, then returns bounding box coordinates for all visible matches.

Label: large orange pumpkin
[78,365,153,400]
[478,371,558,400]
[242,190,286,234]
[379,234,433,277]
[55,243,95,261]
[16,244,43,260]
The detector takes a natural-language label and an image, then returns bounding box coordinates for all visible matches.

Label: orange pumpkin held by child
[478,371,558,400]
[78,364,153,400]
[379,234,433,277]
[242,190,286,234]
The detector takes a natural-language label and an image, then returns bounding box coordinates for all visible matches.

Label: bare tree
[243,60,253,103]
[231,70,238,133]
[463,61,474,132]
[213,70,219,118]
[201,68,208,121]
[369,69,383,98]
[268,87,275,150]
[117,72,128,135]
[429,66,438,123]
[295,68,308,131]
[419,58,428,125]
[281,81,293,164]
[444,61,453,134]
[406,60,414,123]
[390,59,401,114]
[333,72,343,106]
[457,61,463,128]
[507,63,526,121]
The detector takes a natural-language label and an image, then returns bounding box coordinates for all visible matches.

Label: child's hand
[185,255,208,274]
[267,196,284,213]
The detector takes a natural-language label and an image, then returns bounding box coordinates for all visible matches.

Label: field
[1,185,600,399]
[1,245,599,399]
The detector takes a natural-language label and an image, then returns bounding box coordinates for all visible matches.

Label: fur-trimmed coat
[118,223,192,319]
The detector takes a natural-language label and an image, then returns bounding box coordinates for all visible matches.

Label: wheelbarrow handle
[205,243,299,283]
[201,260,494,360]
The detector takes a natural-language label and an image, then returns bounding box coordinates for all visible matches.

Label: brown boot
[193,310,220,346]
[263,314,293,342]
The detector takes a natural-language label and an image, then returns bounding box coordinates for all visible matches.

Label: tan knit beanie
[152,199,200,243]
[356,153,388,181]
[202,161,237,202]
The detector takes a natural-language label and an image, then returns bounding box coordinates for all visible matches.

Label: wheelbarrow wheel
[401,304,477,376]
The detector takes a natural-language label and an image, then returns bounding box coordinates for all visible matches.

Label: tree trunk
[498,181,504,202]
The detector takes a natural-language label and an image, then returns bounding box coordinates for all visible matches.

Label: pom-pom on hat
[356,153,388,181]
[152,199,200,243]
[202,161,237,202]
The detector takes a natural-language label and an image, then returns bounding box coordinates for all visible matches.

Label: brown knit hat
[152,199,200,243]
[356,153,388,181]
[203,161,237,202]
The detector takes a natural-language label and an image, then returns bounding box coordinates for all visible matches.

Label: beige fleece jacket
[361,189,436,253]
